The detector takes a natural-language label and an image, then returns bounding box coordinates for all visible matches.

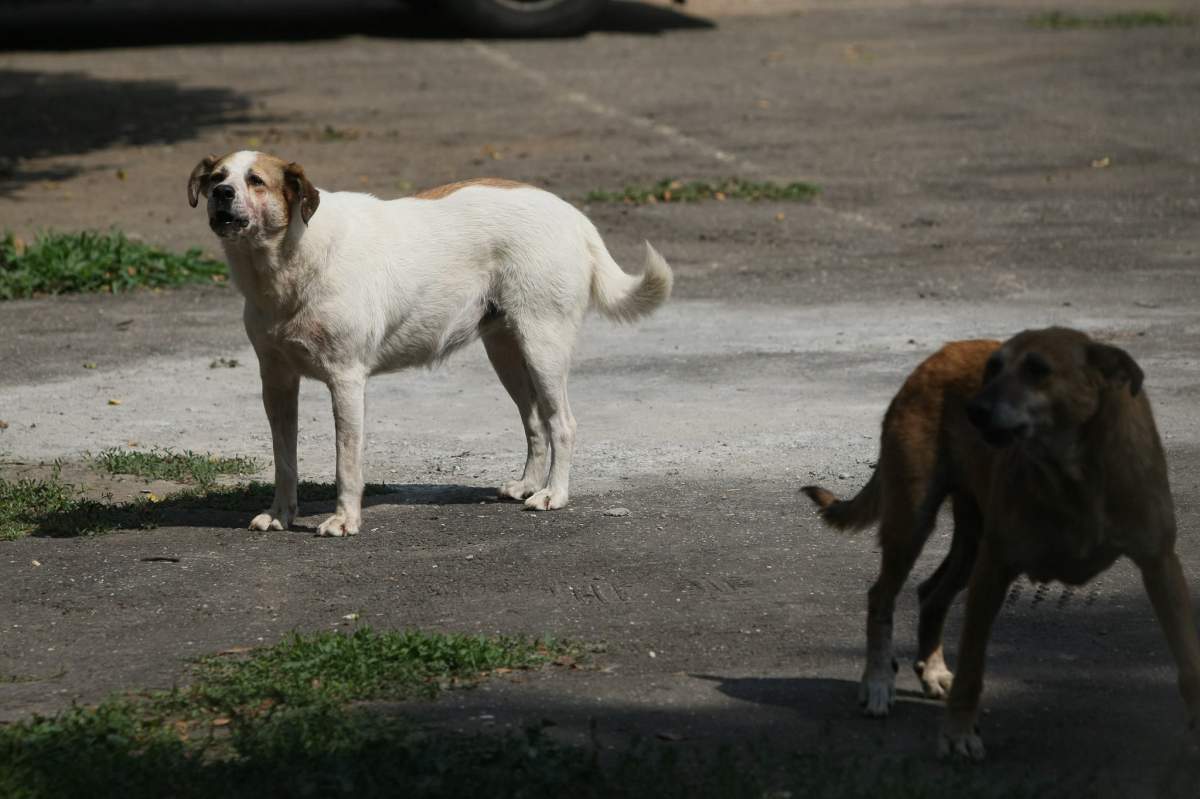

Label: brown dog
[804,328,1200,760]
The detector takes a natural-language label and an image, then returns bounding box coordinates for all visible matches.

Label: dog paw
[248,506,295,531]
[524,488,568,511]
[858,671,896,717]
[498,479,539,501]
[914,660,955,700]
[316,513,359,537]
[938,725,986,762]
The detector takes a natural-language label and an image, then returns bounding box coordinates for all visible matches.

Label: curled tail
[801,469,882,532]
[589,238,673,323]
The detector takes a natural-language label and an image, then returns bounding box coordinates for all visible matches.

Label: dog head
[967,327,1143,448]
[187,151,319,239]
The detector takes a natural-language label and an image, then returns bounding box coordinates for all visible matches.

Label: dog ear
[1087,343,1144,396]
[187,155,218,208]
[283,162,320,224]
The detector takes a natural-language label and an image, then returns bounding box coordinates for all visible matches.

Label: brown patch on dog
[187,154,220,207]
[247,153,320,225]
[803,329,1200,759]
[413,178,530,200]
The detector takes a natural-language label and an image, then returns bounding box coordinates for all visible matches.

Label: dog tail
[588,237,674,323]
[801,470,882,532]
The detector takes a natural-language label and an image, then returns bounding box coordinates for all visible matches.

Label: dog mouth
[979,423,1029,448]
[210,210,250,234]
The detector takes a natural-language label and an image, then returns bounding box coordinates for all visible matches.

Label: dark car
[445,0,607,35]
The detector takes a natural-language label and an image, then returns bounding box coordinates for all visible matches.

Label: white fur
[196,152,673,536]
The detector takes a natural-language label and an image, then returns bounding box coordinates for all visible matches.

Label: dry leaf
[217,646,254,656]
[211,717,231,727]
[1091,156,1111,169]
[108,399,122,406]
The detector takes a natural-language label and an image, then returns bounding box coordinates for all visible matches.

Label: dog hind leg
[516,318,580,511]
[483,327,551,500]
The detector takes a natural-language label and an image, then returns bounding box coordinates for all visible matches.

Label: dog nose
[213,184,235,202]
[966,399,991,431]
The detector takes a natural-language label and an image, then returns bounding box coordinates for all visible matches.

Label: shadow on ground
[0,69,257,195]
[0,687,1132,799]
[24,480,503,538]
[0,0,713,52]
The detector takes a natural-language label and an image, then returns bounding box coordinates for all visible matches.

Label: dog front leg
[249,359,300,531]
[1136,549,1200,729]
[939,541,1012,761]
[317,371,367,537]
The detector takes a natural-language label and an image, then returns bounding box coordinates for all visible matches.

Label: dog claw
[316,513,360,537]
[938,728,986,762]
[858,672,896,717]
[524,488,567,511]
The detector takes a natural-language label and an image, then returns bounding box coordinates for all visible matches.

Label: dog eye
[1022,354,1051,381]
[983,355,1003,381]
[247,174,265,187]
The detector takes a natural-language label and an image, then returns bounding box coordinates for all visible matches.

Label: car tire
[445,0,607,37]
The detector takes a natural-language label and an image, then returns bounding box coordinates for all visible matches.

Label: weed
[0,230,226,299]
[1030,10,1194,29]
[92,447,259,488]
[585,178,819,205]
[0,476,152,540]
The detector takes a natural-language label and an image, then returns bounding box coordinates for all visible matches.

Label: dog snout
[212,183,235,202]
[969,397,1028,447]
[966,398,992,432]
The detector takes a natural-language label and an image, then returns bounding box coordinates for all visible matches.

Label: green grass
[0,472,397,540]
[1030,10,1194,29]
[0,473,154,541]
[187,627,565,710]
[93,448,259,488]
[0,629,593,799]
[0,230,226,299]
[585,178,820,205]
[0,617,1090,799]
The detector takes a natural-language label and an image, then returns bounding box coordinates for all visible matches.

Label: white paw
[499,479,539,501]
[915,661,955,700]
[248,506,295,531]
[859,668,896,717]
[524,488,568,511]
[938,725,986,761]
[316,513,359,537]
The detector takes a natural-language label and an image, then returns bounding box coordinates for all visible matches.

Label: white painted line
[468,41,891,232]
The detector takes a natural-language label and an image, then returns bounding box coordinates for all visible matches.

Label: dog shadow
[690,673,940,719]
[27,480,505,538]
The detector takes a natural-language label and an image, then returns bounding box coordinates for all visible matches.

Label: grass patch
[1030,10,1194,29]
[0,473,154,541]
[189,627,565,710]
[93,448,259,488]
[0,619,1090,799]
[585,178,819,205]
[0,472,396,540]
[0,230,226,300]
[0,629,595,799]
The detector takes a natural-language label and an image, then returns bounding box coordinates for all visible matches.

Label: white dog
[188,151,672,537]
